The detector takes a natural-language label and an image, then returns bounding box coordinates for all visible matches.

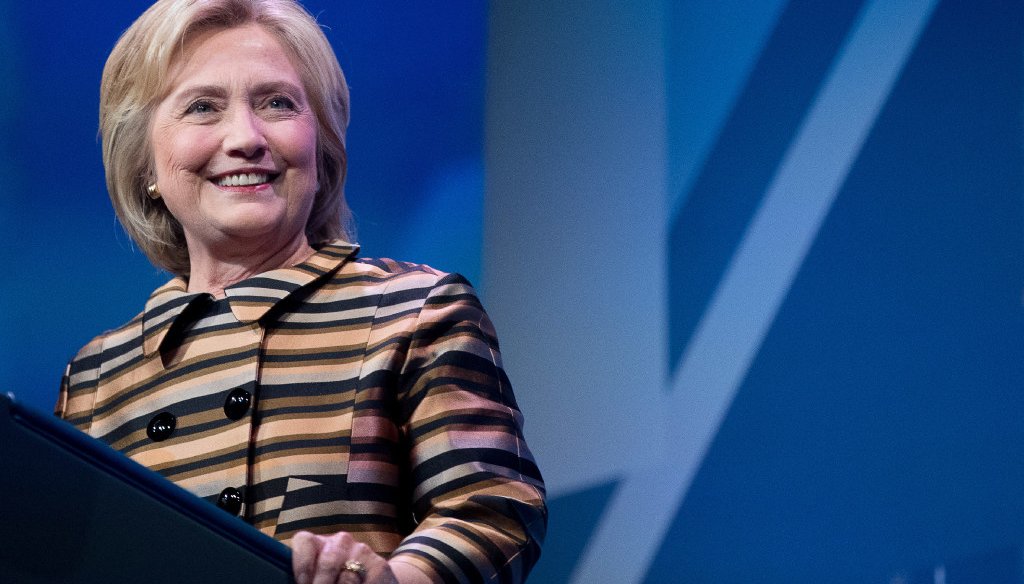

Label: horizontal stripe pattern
[57,241,546,583]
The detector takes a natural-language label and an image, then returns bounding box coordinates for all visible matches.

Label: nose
[223,107,267,160]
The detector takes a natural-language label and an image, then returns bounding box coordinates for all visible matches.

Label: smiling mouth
[214,172,280,187]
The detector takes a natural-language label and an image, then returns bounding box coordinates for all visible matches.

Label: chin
[213,216,290,240]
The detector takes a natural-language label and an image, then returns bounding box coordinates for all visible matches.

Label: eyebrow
[170,80,307,104]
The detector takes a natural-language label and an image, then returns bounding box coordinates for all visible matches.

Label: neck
[184,235,316,298]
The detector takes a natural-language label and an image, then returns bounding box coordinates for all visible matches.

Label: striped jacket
[56,241,546,583]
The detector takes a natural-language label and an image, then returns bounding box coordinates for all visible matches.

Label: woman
[54,1,546,583]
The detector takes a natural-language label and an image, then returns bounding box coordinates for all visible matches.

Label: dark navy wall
[654,1,1023,581]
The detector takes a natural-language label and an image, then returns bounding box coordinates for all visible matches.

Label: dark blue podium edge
[1,391,294,578]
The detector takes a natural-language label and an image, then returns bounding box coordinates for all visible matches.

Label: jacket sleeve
[54,338,104,432]
[388,273,547,583]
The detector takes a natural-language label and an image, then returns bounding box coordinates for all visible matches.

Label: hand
[292,530,398,584]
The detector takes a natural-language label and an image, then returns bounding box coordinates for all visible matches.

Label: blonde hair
[100,0,353,275]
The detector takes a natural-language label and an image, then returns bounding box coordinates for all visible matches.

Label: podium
[0,392,293,583]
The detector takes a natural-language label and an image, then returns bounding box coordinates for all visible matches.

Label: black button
[146,412,176,442]
[217,486,244,516]
[223,388,252,420]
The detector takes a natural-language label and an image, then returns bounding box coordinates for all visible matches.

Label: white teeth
[217,173,270,187]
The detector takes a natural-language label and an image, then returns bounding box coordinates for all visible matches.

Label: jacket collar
[141,240,359,357]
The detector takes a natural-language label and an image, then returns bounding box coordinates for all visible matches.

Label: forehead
[165,24,305,89]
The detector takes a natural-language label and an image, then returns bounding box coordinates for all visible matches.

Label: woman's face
[150,24,319,258]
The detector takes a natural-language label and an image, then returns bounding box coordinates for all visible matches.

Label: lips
[211,170,280,187]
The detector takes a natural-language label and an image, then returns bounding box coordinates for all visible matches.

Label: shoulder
[345,257,449,281]
[337,257,475,295]
[61,310,145,425]
[67,274,183,374]
[68,311,146,372]
[331,257,485,324]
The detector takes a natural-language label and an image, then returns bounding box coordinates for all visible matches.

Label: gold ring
[343,559,367,577]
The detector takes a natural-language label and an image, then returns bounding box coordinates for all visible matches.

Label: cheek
[152,125,216,177]
[279,121,319,173]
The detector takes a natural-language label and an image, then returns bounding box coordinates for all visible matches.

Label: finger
[363,560,398,584]
[336,546,366,584]
[341,542,386,584]
[291,531,323,584]
[311,535,351,584]
[338,561,366,584]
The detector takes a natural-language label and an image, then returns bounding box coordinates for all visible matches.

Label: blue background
[3,1,1023,582]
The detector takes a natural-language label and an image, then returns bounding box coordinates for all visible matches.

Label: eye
[268,96,296,110]
[184,99,216,115]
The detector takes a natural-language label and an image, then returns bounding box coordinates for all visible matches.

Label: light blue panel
[485,0,667,498]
